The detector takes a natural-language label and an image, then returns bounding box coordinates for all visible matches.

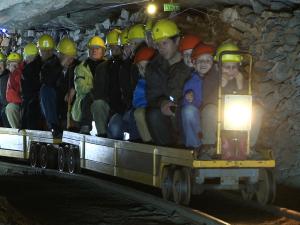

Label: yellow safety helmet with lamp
[128,24,145,41]
[57,37,77,57]
[214,42,242,63]
[7,52,22,62]
[87,36,106,49]
[120,28,129,46]
[37,34,55,50]
[23,43,38,58]
[106,29,122,46]
[152,19,180,42]
[0,52,6,62]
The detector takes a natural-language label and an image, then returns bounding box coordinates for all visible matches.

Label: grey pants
[91,99,110,135]
[134,108,152,142]
[201,104,263,147]
[5,103,21,129]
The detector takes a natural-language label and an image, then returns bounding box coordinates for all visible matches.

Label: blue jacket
[133,78,147,108]
[182,71,203,108]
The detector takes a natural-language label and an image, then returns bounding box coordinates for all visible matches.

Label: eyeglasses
[195,59,213,65]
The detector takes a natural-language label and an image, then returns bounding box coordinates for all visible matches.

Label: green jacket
[71,61,93,122]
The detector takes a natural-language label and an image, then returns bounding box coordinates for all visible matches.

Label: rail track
[0,160,230,225]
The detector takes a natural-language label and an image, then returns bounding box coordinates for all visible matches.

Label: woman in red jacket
[5,52,23,128]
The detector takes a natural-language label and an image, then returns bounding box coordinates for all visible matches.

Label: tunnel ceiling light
[146,2,157,15]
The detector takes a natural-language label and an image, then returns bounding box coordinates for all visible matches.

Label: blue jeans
[108,109,140,140]
[40,85,58,129]
[181,104,201,148]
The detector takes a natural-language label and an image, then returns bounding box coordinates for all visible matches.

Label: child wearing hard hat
[181,43,215,153]
[132,47,156,143]
[5,52,24,128]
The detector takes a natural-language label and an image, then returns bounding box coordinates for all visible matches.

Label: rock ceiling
[0,0,299,30]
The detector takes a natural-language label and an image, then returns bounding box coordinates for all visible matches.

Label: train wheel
[29,143,39,167]
[66,147,80,174]
[161,166,174,201]
[256,169,276,205]
[241,182,255,201]
[58,147,66,172]
[39,145,48,169]
[172,167,191,205]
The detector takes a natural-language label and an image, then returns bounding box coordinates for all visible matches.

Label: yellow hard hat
[87,36,105,49]
[57,38,77,57]
[120,28,129,46]
[7,52,22,62]
[23,43,38,58]
[145,19,153,32]
[128,24,145,41]
[106,29,121,46]
[37,34,55,50]
[0,52,5,62]
[214,42,242,63]
[152,19,180,42]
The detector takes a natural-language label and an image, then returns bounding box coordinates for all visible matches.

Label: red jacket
[6,63,24,104]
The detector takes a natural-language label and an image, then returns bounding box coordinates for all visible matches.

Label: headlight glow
[223,95,252,131]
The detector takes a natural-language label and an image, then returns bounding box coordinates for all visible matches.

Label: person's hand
[161,100,177,116]
[185,91,194,103]
[65,88,76,103]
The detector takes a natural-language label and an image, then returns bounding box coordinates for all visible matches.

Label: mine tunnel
[0,0,299,224]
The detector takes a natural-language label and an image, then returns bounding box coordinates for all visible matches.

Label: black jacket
[40,55,62,88]
[21,56,42,100]
[0,69,9,106]
[145,54,191,108]
[93,58,124,114]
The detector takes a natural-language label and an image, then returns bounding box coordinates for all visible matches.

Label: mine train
[0,126,276,206]
[0,51,276,205]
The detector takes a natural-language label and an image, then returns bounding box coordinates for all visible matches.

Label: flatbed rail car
[0,127,276,205]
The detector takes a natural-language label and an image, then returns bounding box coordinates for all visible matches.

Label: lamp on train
[223,95,252,131]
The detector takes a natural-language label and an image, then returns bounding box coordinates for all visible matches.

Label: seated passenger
[179,34,201,68]
[21,43,42,130]
[181,44,215,149]
[145,19,191,146]
[5,52,23,129]
[0,53,10,127]
[107,25,147,140]
[215,43,264,150]
[91,29,123,137]
[39,36,78,136]
[72,36,106,134]
[132,47,156,143]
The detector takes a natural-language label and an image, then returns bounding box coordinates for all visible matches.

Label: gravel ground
[0,175,193,225]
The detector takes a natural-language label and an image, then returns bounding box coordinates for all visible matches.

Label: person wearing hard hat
[181,43,215,151]
[106,27,143,140]
[0,52,10,127]
[215,43,264,152]
[37,34,56,62]
[179,34,202,68]
[132,47,156,142]
[20,43,43,129]
[90,29,123,137]
[145,19,191,146]
[40,37,79,136]
[72,36,105,135]
[5,52,24,128]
